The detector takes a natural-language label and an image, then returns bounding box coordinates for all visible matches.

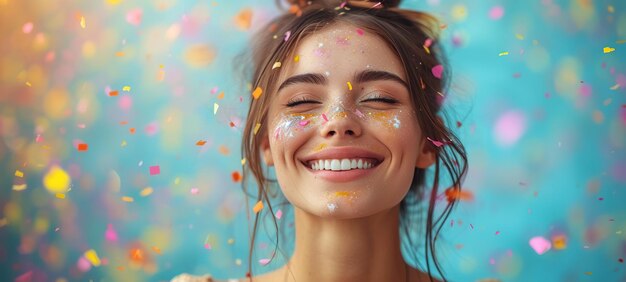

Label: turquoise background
[0,0,625,281]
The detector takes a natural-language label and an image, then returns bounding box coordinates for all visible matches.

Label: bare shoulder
[170,273,245,282]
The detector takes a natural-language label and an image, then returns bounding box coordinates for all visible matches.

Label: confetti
[529,236,551,255]
[426,137,445,147]
[122,86,131,91]
[321,113,328,122]
[294,55,300,62]
[259,258,271,265]
[232,171,242,182]
[515,34,525,40]
[272,62,282,69]
[196,140,207,146]
[80,16,86,28]
[140,187,153,197]
[213,103,219,115]
[241,158,247,166]
[489,6,504,20]
[12,184,27,191]
[235,8,253,30]
[121,196,134,202]
[152,246,162,254]
[15,170,24,177]
[347,81,352,90]
[275,209,282,219]
[105,224,118,241]
[431,64,443,79]
[149,165,160,175]
[22,22,34,34]
[84,249,101,266]
[444,186,474,202]
[252,87,263,99]
[217,92,224,99]
[284,30,291,42]
[191,188,199,194]
[55,193,66,199]
[253,123,261,135]
[43,166,71,193]
[253,200,264,213]
[299,120,310,126]
[552,234,567,250]
[498,51,509,56]
[603,47,615,53]
[356,28,364,35]
[126,8,143,26]
[77,143,88,151]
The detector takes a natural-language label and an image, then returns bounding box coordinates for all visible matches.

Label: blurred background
[0,0,625,281]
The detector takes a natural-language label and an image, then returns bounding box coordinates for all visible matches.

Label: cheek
[270,113,319,155]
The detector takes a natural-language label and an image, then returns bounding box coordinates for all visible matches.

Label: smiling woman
[173,0,468,281]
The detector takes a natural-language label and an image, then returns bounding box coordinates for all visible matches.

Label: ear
[260,134,274,166]
[416,137,437,169]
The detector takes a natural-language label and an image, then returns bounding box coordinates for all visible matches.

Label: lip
[299,147,384,183]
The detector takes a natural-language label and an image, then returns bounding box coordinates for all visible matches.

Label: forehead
[278,22,406,82]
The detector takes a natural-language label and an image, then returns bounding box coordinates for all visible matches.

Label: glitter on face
[327,202,338,213]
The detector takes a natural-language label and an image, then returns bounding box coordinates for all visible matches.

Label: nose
[319,110,362,138]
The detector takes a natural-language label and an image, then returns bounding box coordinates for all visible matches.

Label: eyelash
[285,94,398,107]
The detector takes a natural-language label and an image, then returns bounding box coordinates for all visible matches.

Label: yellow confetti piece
[15,170,24,177]
[121,140,127,147]
[175,177,181,185]
[253,123,261,135]
[515,34,525,40]
[121,196,134,202]
[272,62,281,69]
[25,81,32,87]
[335,191,351,197]
[347,81,352,91]
[227,238,235,244]
[84,249,101,267]
[122,86,131,91]
[603,47,615,53]
[80,16,86,29]
[294,55,300,62]
[157,69,166,81]
[253,200,263,213]
[499,51,509,56]
[252,87,263,99]
[55,193,66,199]
[140,187,153,197]
[12,184,27,191]
[43,166,71,193]
[423,45,430,54]
[213,103,219,115]
[241,158,246,166]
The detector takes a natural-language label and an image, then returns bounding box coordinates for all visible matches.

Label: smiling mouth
[302,158,382,171]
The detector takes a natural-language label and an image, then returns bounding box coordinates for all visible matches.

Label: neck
[281,205,409,282]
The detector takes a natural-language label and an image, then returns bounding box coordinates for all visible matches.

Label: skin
[248,22,437,282]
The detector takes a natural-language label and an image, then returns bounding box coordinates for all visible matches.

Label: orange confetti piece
[130,248,143,262]
[219,145,230,155]
[335,191,351,197]
[140,187,153,197]
[196,140,207,146]
[252,87,263,99]
[232,171,242,182]
[229,121,236,127]
[234,8,253,30]
[121,196,134,202]
[109,90,119,96]
[217,92,224,99]
[151,246,162,254]
[253,200,264,213]
[25,81,32,87]
[77,143,88,151]
[129,128,136,134]
[115,51,125,57]
[444,186,474,202]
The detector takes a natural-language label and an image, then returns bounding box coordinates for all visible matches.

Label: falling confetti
[431,64,443,79]
[140,187,153,197]
[347,81,352,91]
[275,209,283,219]
[499,51,509,56]
[252,87,263,99]
[121,196,134,202]
[529,236,551,255]
[84,249,101,266]
[80,16,86,28]
[603,47,615,53]
[231,171,242,182]
[253,123,261,135]
[15,170,24,177]
[43,166,71,194]
[77,143,88,151]
[253,201,263,213]
[272,62,282,69]
[149,166,160,175]
[214,103,219,115]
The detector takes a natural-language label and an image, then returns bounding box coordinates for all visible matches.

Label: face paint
[273,113,317,141]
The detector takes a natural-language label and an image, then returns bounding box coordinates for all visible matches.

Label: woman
[173,0,467,281]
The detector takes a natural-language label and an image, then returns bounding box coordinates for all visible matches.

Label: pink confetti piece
[340,1,347,8]
[211,87,218,94]
[355,109,365,118]
[298,120,310,126]
[356,28,364,35]
[14,271,33,282]
[22,22,34,34]
[489,6,504,20]
[426,137,445,147]
[495,231,500,235]
[431,64,443,79]
[144,122,159,135]
[275,209,283,219]
[149,165,160,175]
[259,258,271,265]
[284,30,291,42]
[126,8,143,26]
[204,243,212,250]
[489,258,495,265]
[118,95,133,110]
[529,236,551,255]
[191,188,199,194]
[105,224,118,242]
[424,38,432,48]
[578,83,592,97]
[494,110,526,147]
[321,113,328,122]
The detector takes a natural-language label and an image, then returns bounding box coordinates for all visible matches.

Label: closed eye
[285,97,321,107]
[362,97,398,104]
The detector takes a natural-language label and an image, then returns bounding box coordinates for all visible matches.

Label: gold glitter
[313,143,327,152]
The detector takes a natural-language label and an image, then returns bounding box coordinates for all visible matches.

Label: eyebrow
[277,70,408,92]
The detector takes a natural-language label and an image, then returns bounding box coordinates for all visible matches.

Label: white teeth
[308,158,377,171]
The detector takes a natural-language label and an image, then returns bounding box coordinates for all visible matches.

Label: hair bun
[283,0,402,10]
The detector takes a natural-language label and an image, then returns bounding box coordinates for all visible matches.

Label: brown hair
[239,0,468,281]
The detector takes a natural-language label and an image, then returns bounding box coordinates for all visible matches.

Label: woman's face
[262,22,435,218]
